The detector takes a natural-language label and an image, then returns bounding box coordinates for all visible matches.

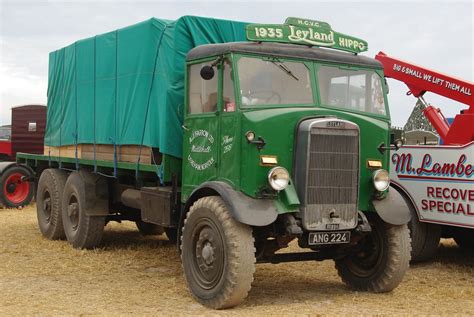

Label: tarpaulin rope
[113,30,119,178]
[93,36,97,173]
[74,42,79,170]
[135,24,168,183]
[59,48,65,169]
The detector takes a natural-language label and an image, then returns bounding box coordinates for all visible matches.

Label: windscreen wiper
[271,60,299,81]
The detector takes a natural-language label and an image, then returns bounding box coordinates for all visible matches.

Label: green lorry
[15,16,412,309]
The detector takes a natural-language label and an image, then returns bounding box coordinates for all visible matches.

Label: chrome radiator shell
[294,118,359,231]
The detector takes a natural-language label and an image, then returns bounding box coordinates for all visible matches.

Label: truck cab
[179,35,411,308]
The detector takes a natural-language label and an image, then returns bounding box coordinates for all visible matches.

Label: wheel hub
[191,221,225,290]
[6,183,16,194]
[3,172,30,205]
[67,200,79,229]
[43,195,52,221]
[201,242,215,265]
[68,203,78,217]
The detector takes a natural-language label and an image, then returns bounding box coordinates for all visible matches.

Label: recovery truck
[375,52,473,262]
[12,17,412,309]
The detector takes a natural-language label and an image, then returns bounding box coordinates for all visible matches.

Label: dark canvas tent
[45,16,248,158]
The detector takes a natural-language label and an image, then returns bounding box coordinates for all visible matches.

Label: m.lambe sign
[390,143,474,228]
[246,17,368,54]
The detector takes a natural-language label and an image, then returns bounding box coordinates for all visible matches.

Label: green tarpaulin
[45,16,248,158]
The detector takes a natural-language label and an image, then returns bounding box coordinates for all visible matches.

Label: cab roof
[187,42,381,68]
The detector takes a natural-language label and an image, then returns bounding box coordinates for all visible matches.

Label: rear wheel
[0,166,34,208]
[36,169,67,240]
[408,212,441,262]
[181,196,255,309]
[335,213,411,293]
[61,172,105,249]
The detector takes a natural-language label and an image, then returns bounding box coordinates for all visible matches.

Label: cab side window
[188,62,218,114]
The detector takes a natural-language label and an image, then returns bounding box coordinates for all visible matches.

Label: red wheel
[0,166,34,208]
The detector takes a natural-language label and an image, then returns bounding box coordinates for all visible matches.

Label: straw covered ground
[1,204,473,316]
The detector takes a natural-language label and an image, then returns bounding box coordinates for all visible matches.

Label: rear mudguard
[372,189,412,225]
[183,181,278,227]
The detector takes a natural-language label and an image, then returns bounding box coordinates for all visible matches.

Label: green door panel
[182,114,219,199]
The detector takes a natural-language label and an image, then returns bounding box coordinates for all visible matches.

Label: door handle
[182,125,190,132]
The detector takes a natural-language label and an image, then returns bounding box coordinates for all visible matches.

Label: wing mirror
[378,138,404,154]
[200,65,215,80]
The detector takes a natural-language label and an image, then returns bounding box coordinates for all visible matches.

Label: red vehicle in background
[0,105,46,208]
[376,52,474,261]
[0,133,12,161]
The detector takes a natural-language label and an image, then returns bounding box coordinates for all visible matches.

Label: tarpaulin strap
[74,42,79,171]
[112,138,118,177]
[114,30,119,178]
[151,151,164,186]
[59,48,66,169]
[135,24,168,181]
[158,164,164,186]
[96,136,118,179]
[93,36,97,173]
[73,132,79,170]
[47,54,53,166]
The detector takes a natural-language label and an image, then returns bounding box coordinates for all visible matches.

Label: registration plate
[308,231,351,246]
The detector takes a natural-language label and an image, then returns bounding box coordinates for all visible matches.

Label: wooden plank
[44,144,152,164]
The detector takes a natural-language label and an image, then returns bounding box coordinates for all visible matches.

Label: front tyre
[335,213,411,293]
[181,196,255,309]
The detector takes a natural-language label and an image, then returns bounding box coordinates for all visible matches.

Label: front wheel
[335,213,411,293]
[181,196,255,309]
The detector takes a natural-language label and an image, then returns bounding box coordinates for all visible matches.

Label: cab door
[182,60,221,198]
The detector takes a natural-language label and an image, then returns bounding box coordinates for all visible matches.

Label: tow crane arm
[375,52,473,145]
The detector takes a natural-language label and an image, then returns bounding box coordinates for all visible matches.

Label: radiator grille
[297,121,360,231]
[307,129,359,205]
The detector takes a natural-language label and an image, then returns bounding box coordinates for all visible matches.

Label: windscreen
[317,66,386,115]
[238,57,313,106]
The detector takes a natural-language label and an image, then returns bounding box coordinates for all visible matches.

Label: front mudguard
[372,189,412,225]
[184,181,278,227]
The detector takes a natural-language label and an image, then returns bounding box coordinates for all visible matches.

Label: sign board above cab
[246,17,368,54]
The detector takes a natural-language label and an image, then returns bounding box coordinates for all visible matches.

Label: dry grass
[1,205,473,316]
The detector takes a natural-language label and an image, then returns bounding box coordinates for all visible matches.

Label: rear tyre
[61,172,105,249]
[136,220,164,235]
[181,196,255,309]
[0,165,34,208]
[453,228,474,250]
[335,213,411,293]
[36,169,67,240]
[408,210,441,262]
